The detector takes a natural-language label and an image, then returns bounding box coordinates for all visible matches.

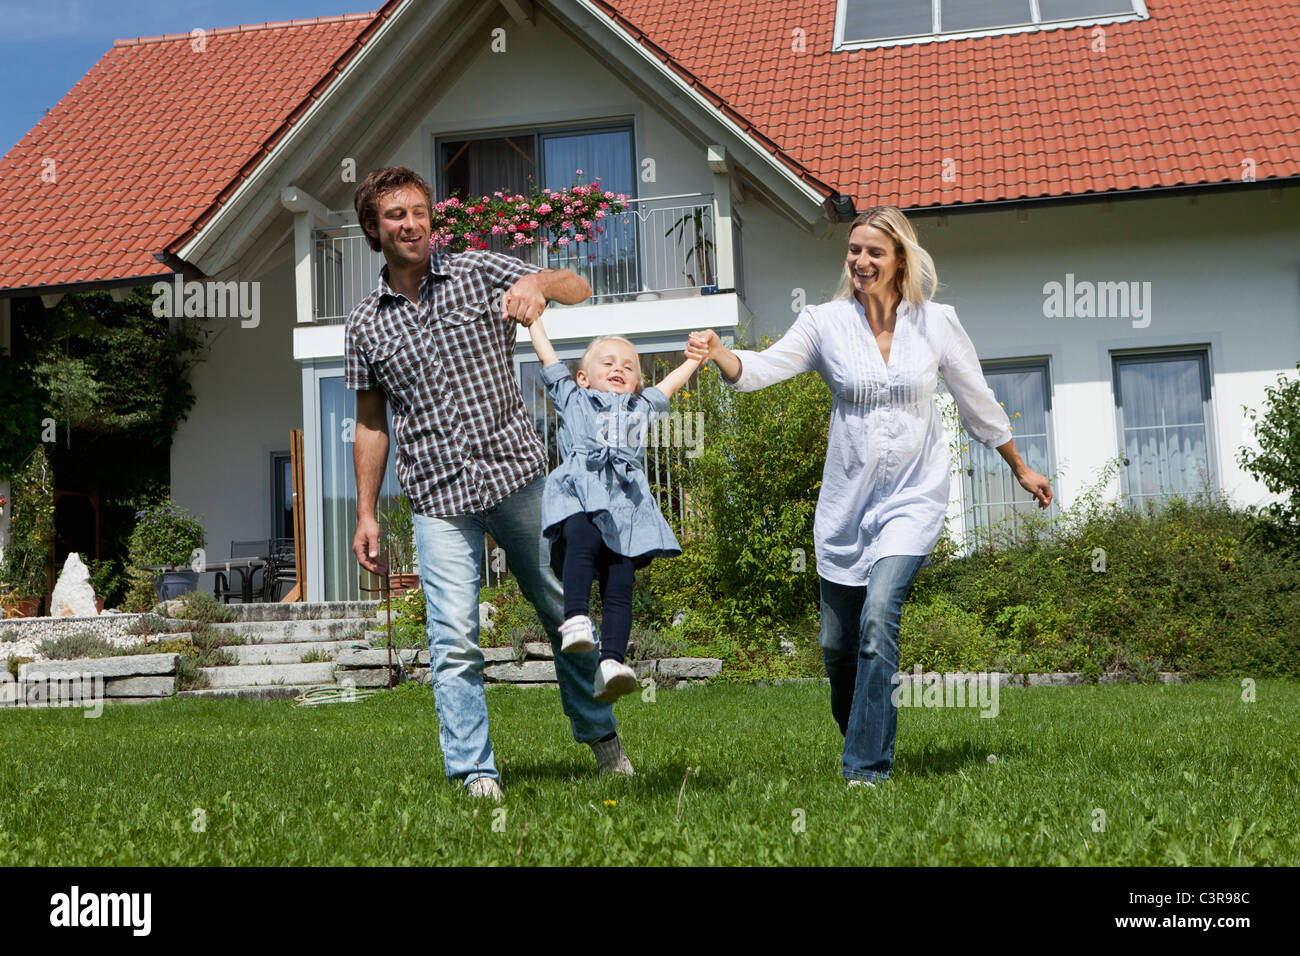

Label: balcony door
[437,125,637,297]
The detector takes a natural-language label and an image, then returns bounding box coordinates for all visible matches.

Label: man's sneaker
[593,658,637,702]
[466,777,502,802]
[847,779,877,789]
[559,614,597,654]
[588,734,635,776]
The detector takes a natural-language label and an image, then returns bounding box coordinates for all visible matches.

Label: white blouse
[726,297,1012,586]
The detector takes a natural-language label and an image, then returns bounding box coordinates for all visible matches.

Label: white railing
[311,193,723,324]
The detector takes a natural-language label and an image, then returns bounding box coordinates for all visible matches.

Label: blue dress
[539,361,682,575]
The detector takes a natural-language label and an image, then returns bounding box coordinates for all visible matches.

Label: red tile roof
[595,0,1300,210]
[0,10,391,293]
[1,0,1294,293]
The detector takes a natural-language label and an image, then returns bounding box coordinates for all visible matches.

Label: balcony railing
[311,193,724,324]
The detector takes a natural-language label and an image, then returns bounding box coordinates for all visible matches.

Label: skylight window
[835,0,1147,48]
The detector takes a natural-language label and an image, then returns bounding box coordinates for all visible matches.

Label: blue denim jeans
[412,475,616,786]
[818,554,928,783]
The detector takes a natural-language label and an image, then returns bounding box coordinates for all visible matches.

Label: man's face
[371,185,432,271]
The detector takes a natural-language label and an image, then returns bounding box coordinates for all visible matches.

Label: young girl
[528,316,701,702]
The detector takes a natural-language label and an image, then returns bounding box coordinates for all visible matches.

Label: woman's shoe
[593,658,637,702]
[559,614,597,653]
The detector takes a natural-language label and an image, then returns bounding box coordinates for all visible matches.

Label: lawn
[1,681,1296,866]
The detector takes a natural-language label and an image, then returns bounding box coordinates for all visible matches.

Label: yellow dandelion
[603,799,617,807]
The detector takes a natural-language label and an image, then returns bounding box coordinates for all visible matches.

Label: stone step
[361,633,516,662]
[209,619,376,644]
[197,662,337,688]
[177,685,317,701]
[224,640,370,665]
[220,601,381,622]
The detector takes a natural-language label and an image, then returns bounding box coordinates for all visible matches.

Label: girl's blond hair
[833,205,938,306]
[579,334,643,391]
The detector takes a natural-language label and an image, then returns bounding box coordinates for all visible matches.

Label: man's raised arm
[352,388,390,574]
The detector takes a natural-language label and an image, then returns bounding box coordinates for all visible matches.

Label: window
[1113,350,1217,507]
[437,124,638,299]
[835,0,1146,47]
[960,360,1056,546]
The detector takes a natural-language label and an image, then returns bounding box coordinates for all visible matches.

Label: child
[527,316,702,702]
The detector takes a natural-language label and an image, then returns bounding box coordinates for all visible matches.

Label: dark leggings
[559,512,635,663]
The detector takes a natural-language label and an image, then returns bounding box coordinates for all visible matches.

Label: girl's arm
[527,314,560,367]
[652,355,703,400]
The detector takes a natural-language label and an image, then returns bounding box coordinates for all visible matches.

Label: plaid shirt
[344,248,546,516]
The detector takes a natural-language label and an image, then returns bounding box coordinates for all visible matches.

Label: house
[1,0,1296,602]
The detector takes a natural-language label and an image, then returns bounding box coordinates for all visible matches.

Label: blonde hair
[579,334,643,391]
[833,205,938,306]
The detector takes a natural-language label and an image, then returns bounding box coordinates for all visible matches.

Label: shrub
[0,446,55,600]
[36,631,125,660]
[1238,363,1300,542]
[169,590,235,624]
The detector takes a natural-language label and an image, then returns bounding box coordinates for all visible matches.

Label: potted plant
[128,500,206,601]
[379,495,418,593]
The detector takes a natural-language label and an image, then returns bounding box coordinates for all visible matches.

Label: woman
[687,205,1052,786]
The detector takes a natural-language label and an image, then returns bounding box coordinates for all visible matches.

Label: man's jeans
[818,554,928,783]
[412,475,616,786]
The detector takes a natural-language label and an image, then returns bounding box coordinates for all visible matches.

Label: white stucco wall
[168,250,301,585]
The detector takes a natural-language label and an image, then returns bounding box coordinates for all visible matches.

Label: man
[345,166,633,802]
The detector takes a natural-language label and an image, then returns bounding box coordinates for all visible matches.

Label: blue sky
[0,0,377,156]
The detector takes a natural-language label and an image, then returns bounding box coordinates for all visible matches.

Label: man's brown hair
[353,166,435,252]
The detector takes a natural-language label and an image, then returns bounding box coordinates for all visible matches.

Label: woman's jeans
[819,554,928,783]
[412,475,617,787]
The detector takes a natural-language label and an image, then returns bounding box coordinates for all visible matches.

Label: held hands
[1016,469,1053,509]
[685,329,720,363]
[501,275,547,327]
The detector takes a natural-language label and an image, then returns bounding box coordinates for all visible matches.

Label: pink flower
[512,233,524,243]
[598,203,609,211]
[529,220,539,229]
[490,224,506,235]
[575,169,583,175]
[574,234,586,242]
[558,237,570,247]
[536,202,552,215]
[604,191,614,199]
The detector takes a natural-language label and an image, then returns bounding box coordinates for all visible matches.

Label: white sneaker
[588,734,635,776]
[466,777,502,802]
[847,779,877,789]
[593,658,637,703]
[559,614,597,654]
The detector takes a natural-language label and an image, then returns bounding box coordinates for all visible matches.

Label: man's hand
[501,274,547,327]
[353,515,389,575]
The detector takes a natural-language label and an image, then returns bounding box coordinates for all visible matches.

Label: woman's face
[846,224,902,301]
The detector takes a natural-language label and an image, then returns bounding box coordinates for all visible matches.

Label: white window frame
[833,0,1148,50]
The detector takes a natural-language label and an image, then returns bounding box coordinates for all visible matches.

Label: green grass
[0,681,1296,865]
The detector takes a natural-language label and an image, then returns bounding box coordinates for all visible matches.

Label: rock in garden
[49,553,98,618]
[479,602,498,632]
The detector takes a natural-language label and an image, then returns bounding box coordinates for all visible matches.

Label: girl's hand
[1016,469,1053,508]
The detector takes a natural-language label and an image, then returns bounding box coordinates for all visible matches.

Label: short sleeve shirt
[344,248,545,516]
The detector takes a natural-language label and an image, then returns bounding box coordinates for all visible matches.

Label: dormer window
[834,0,1148,49]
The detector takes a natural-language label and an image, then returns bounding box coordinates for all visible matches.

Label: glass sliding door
[541,127,637,300]
[1113,351,1217,508]
[319,374,402,602]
